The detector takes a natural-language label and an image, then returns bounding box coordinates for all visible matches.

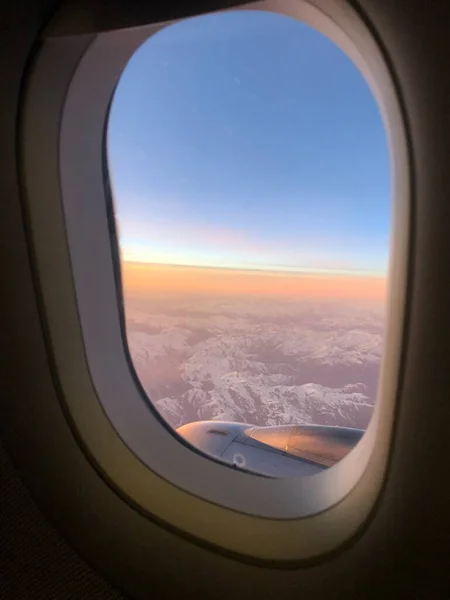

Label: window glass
[107,10,390,477]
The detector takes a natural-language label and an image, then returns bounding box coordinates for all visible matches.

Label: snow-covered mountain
[125,295,384,430]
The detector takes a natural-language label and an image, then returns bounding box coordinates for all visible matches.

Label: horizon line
[122,259,387,278]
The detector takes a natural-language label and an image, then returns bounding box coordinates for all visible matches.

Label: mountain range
[125,294,384,430]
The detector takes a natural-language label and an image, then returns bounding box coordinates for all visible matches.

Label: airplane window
[106,9,390,478]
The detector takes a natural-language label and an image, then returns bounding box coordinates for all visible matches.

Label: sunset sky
[107,9,390,295]
[122,262,386,302]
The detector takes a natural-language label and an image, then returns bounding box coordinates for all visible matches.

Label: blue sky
[107,9,391,275]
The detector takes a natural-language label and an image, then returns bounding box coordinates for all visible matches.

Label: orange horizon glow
[121,261,387,302]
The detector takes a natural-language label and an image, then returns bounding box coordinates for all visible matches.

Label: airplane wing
[177,421,364,477]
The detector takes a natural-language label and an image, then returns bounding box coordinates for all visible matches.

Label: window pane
[107,9,390,477]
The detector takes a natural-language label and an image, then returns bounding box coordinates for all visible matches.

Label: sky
[122,263,386,303]
[107,9,391,278]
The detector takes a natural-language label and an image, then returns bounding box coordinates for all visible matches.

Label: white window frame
[20,0,409,562]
